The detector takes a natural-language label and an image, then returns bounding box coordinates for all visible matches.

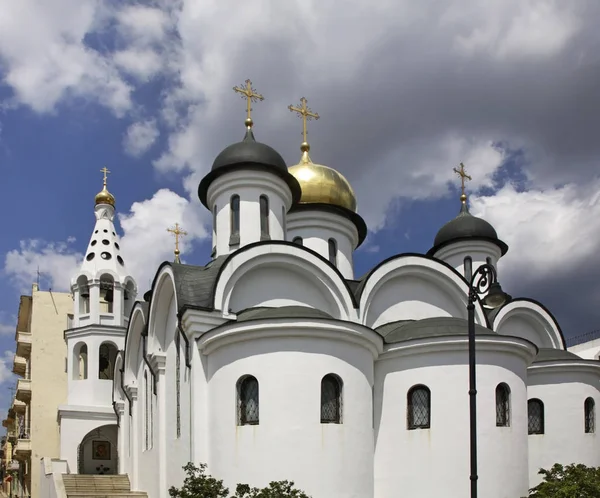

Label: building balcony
[15,331,32,358]
[15,378,31,403]
[13,431,31,460]
[11,398,26,414]
[12,355,27,377]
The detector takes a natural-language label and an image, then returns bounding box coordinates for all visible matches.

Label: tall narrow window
[321,374,343,424]
[99,274,114,313]
[213,204,218,235]
[144,371,149,450]
[407,385,430,429]
[495,383,510,427]
[464,256,473,281]
[212,204,218,256]
[237,376,259,425]
[282,206,287,235]
[175,331,181,438]
[230,195,240,245]
[585,397,595,433]
[292,236,303,246]
[528,399,544,435]
[328,238,337,266]
[260,195,270,239]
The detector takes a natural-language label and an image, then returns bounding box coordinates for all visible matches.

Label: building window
[144,371,149,450]
[260,195,270,239]
[282,205,287,235]
[230,195,240,245]
[407,385,431,429]
[292,236,303,246]
[99,274,114,313]
[486,256,493,266]
[464,256,472,281]
[495,383,510,427]
[328,238,337,266]
[175,330,181,439]
[237,375,259,425]
[528,399,544,435]
[585,397,595,434]
[321,374,343,424]
[74,343,88,380]
[77,276,90,314]
[213,204,218,235]
[98,342,117,380]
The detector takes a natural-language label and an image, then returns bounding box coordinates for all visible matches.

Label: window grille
[407,385,430,429]
[495,383,510,427]
[321,374,343,424]
[464,256,473,281]
[528,399,544,435]
[585,397,595,434]
[238,376,259,425]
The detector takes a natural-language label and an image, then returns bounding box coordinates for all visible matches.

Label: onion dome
[95,167,115,207]
[428,194,508,256]
[198,124,301,208]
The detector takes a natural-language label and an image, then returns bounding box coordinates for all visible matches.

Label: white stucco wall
[374,337,534,498]
[569,337,600,360]
[204,331,376,498]
[527,365,600,487]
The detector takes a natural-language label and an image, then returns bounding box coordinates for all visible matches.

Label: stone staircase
[61,474,147,498]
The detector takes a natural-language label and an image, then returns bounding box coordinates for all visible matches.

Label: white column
[115,401,126,474]
[128,387,139,489]
[149,354,167,498]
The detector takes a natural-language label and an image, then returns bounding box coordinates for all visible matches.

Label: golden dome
[289,151,357,212]
[95,186,115,207]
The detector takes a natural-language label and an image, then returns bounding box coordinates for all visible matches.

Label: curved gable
[147,265,178,353]
[214,244,356,320]
[359,254,487,328]
[123,302,147,386]
[493,298,565,350]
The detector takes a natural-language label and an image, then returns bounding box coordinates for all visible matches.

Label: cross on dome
[167,223,187,263]
[233,79,264,129]
[288,97,320,164]
[453,162,472,204]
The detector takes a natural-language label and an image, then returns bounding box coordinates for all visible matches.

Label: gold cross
[100,167,110,186]
[288,97,320,145]
[233,79,264,125]
[167,223,187,260]
[453,162,472,197]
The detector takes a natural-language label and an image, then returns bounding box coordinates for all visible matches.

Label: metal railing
[565,329,600,348]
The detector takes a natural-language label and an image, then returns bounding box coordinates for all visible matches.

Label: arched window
[282,205,287,234]
[98,342,118,380]
[237,376,259,425]
[495,383,510,427]
[292,236,303,246]
[407,385,431,429]
[77,276,90,314]
[585,397,595,433]
[528,399,544,435]
[99,274,114,313]
[213,204,218,235]
[321,374,343,424]
[260,195,270,239]
[230,195,240,244]
[328,238,337,266]
[73,343,88,380]
[464,256,473,281]
[144,371,149,450]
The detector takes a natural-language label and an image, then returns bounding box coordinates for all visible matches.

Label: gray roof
[428,202,508,256]
[236,306,333,322]
[377,316,496,344]
[533,348,586,363]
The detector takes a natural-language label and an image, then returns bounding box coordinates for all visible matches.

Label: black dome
[198,128,301,207]
[428,202,508,256]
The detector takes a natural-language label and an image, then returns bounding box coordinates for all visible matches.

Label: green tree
[169,463,311,498]
[529,463,600,497]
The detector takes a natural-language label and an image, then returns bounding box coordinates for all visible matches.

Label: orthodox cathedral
[49,81,600,498]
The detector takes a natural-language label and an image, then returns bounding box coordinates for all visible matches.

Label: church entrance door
[77,424,118,475]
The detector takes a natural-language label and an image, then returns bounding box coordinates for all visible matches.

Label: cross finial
[233,79,264,128]
[453,162,472,203]
[288,97,320,163]
[167,223,187,263]
[100,167,110,187]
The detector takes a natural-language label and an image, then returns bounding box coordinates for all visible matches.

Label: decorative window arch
[73,343,88,380]
[328,238,337,266]
[99,274,114,313]
[528,399,544,435]
[585,397,595,434]
[98,342,118,380]
[464,256,473,281]
[407,385,431,429]
[237,375,259,426]
[230,195,240,245]
[321,374,343,424]
[292,236,303,246]
[495,383,510,427]
[260,195,270,239]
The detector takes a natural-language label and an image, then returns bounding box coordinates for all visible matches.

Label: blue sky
[0,0,599,417]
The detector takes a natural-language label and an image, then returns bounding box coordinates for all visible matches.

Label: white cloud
[471,180,600,284]
[4,239,82,293]
[0,350,16,387]
[123,119,160,157]
[114,49,163,81]
[118,189,209,292]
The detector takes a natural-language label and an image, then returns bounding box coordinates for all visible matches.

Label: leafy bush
[529,463,600,497]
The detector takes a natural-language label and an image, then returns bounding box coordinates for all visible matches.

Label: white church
[48,85,600,498]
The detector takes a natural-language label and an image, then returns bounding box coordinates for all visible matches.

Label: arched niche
[99,342,119,380]
[123,278,137,319]
[73,341,88,380]
[214,246,355,320]
[147,266,178,354]
[99,273,115,313]
[78,424,118,475]
[76,275,91,314]
[360,255,487,328]
[494,299,564,350]
[123,304,146,387]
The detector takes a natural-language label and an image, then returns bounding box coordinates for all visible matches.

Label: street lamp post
[467,262,509,498]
